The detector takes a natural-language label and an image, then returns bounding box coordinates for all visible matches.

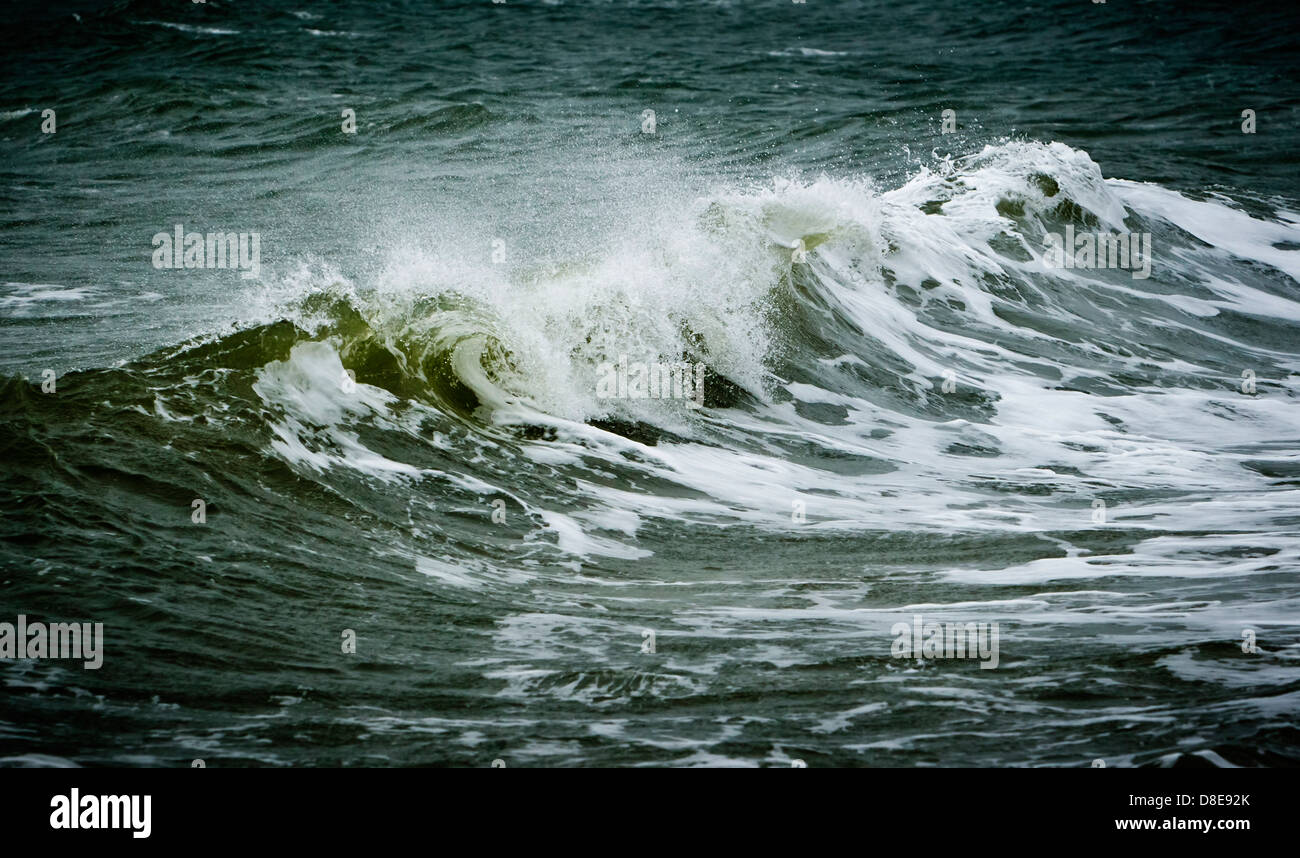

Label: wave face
[3,0,1300,767]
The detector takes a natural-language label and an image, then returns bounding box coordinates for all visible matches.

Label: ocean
[1,0,1299,767]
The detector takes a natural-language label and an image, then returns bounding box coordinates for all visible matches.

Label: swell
[2,141,1299,553]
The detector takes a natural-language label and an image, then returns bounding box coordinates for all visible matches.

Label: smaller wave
[305,29,365,38]
[768,47,849,58]
[0,283,96,317]
[136,20,241,36]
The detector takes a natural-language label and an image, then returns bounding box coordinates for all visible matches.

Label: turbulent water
[2,0,1299,767]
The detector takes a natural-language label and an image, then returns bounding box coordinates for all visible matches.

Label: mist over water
[2,0,1299,767]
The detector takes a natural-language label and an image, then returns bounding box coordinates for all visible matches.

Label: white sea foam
[245,141,1299,586]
